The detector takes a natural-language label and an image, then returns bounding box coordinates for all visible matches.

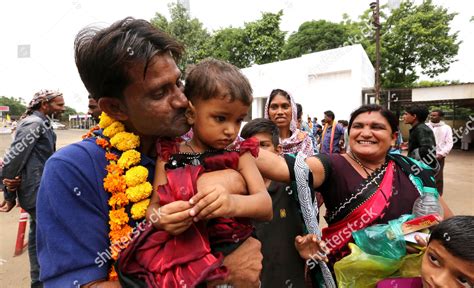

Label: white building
[241,44,375,122]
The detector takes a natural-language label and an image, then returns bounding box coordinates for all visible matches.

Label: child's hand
[189,185,235,221]
[294,234,329,262]
[149,201,193,235]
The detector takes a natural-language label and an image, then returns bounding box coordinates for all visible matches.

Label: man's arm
[207,237,263,288]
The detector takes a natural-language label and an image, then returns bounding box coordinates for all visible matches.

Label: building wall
[241,44,374,122]
[413,84,474,101]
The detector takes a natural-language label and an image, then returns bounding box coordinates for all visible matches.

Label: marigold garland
[85,112,153,280]
[110,132,140,151]
[131,199,150,220]
[103,121,125,138]
[118,149,141,169]
[125,166,148,187]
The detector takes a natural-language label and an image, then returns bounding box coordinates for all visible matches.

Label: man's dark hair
[348,104,398,135]
[324,110,335,121]
[429,216,474,262]
[296,103,303,120]
[406,105,430,122]
[184,58,253,106]
[74,17,184,100]
[432,109,445,117]
[240,118,279,148]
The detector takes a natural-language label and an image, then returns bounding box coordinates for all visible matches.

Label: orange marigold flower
[109,267,118,280]
[103,173,126,194]
[96,138,110,149]
[108,192,129,207]
[106,163,123,175]
[109,224,132,242]
[105,152,118,161]
[109,221,122,231]
[109,208,129,226]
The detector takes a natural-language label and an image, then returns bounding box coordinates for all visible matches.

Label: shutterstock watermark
[2,115,55,165]
[306,207,377,270]
[94,207,162,268]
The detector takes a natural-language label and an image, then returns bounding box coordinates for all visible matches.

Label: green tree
[0,96,27,117]
[60,106,78,122]
[243,11,286,65]
[150,2,212,70]
[381,0,460,87]
[281,20,348,60]
[209,27,252,68]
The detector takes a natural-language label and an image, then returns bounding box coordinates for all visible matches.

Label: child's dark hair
[184,58,253,106]
[240,118,280,148]
[429,216,474,262]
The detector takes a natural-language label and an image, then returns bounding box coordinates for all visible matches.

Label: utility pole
[370,0,381,104]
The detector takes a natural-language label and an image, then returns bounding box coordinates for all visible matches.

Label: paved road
[0,129,472,287]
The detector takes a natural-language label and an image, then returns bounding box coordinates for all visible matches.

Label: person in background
[265,89,314,157]
[320,110,345,154]
[241,118,307,288]
[87,94,102,123]
[403,105,438,169]
[297,103,317,153]
[426,109,453,196]
[338,120,349,153]
[2,89,65,288]
[255,104,453,271]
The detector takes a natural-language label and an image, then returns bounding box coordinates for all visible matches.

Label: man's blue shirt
[36,137,155,287]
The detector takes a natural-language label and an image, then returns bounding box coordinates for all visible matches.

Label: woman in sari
[265,89,314,157]
[257,104,453,268]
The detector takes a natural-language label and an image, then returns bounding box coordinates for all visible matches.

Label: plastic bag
[334,243,423,288]
[352,214,414,259]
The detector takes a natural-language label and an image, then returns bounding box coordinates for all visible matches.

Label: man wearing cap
[1,89,65,287]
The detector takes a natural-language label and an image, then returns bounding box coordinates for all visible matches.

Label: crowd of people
[1,17,473,288]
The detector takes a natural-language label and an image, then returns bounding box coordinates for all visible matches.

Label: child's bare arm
[188,152,272,221]
[234,152,273,221]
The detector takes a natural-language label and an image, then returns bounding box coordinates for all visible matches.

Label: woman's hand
[294,234,329,262]
[189,185,236,221]
[148,201,193,235]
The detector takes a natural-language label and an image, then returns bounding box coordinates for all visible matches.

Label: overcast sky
[0,0,472,112]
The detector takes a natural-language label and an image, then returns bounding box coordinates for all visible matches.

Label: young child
[377,215,474,288]
[118,59,272,288]
[240,118,308,288]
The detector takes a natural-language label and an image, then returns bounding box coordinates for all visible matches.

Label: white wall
[413,84,474,101]
[242,44,374,122]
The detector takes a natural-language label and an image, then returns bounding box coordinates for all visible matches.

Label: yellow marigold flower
[118,149,141,169]
[131,199,150,220]
[110,132,140,151]
[125,166,148,187]
[126,182,153,203]
[103,121,125,138]
[103,173,126,194]
[109,208,129,226]
[108,192,129,207]
[99,112,116,129]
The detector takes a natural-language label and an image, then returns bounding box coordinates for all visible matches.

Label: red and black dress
[117,138,259,288]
